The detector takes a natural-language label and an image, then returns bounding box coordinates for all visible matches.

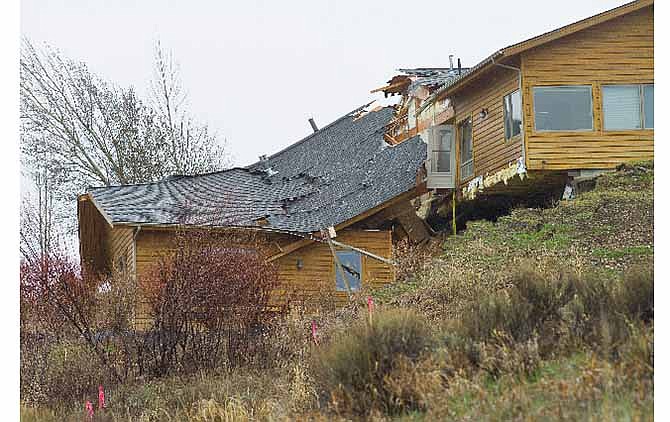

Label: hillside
[384,161,653,321]
[21,162,653,421]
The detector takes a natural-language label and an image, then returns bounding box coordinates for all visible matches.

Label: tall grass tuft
[312,308,435,416]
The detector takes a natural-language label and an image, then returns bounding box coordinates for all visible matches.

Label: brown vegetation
[20,163,654,420]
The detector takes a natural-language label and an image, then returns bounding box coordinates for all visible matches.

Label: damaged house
[78,104,429,322]
[378,0,653,212]
[78,0,653,321]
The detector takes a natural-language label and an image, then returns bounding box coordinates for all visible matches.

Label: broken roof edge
[418,0,651,112]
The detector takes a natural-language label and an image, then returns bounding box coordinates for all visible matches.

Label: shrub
[140,228,280,376]
[312,308,435,416]
[617,264,653,323]
[618,322,653,381]
[458,264,576,350]
[20,337,113,408]
[20,253,128,395]
[393,238,432,283]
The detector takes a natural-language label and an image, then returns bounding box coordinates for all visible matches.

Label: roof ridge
[87,166,253,191]
[419,0,650,111]
[245,101,378,168]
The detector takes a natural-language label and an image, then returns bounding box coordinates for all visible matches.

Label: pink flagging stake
[311,320,319,346]
[85,400,94,420]
[98,384,106,409]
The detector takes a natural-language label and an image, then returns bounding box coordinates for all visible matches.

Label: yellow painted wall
[129,227,393,321]
[521,5,654,170]
[451,66,524,186]
[276,229,394,306]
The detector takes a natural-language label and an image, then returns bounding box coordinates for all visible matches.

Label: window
[334,250,361,292]
[533,85,593,131]
[430,126,453,173]
[503,90,522,140]
[459,118,473,180]
[603,84,653,130]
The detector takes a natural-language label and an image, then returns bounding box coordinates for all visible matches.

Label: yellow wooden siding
[277,229,393,306]
[107,226,134,276]
[452,66,524,186]
[522,5,654,170]
[133,230,173,322]
[132,228,393,321]
[77,199,111,274]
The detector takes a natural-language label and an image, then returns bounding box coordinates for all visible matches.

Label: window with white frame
[533,85,593,131]
[503,90,522,140]
[459,118,473,180]
[430,126,453,173]
[602,84,654,130]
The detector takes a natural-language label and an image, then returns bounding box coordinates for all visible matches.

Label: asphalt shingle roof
[88,104,427,234]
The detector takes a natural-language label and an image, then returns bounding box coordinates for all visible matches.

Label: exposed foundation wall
[521,5,654,170]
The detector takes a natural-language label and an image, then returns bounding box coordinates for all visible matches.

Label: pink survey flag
[98,384,106,409]
[311,320,319,345]
[85,400,94,419]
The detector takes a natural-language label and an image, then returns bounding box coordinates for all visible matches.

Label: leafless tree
[149,40,227,176]
[20,37,229,255]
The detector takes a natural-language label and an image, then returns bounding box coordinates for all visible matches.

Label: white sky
[21,0,628,167]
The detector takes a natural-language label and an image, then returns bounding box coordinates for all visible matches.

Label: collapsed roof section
[371,67,468,98]
[85,105,427,234]
[372,66,469,146]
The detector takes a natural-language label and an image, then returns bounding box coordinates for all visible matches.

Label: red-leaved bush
[21,227,283,405]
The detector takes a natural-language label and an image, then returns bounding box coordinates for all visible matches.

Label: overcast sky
[21,0,628,167]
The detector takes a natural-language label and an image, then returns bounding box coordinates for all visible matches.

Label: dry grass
[21,162,654,421]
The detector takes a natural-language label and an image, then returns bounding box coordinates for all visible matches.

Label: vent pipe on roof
[308,117,319,133]
[449,55,454,71]
[458,58,462,75]
[258,154,269,170]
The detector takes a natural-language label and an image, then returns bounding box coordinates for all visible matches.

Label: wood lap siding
[452,66,524,185]
[277,230,394,306]
[132,228,394,321]
[108,227,134,275]
[522,6,654,170]
[78,200,110,274]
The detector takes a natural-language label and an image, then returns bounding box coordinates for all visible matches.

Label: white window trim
[459,118,474,180]
[533,85,594,132]
[602,83,654,131]
[429,125,453,174]
[503,89,522,142]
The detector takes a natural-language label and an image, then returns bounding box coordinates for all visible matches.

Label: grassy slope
[381,161,653,320]
[22,162,653,421]
[383,161,654,421]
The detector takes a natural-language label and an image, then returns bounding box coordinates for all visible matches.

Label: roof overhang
[419,0,653,112]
